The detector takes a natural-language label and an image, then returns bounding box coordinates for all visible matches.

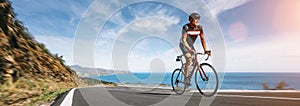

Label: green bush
[65,66,76,74]
[38,43,51,55]
[30,88,70,105]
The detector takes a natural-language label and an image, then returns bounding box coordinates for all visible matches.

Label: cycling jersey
[180,23,203,54]
[182,23,203,44]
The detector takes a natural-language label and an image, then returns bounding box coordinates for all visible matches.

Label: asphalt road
[51,87,300,106]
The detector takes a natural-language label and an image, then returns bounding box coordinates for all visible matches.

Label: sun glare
[227,21,248,42]
[272,0,300,34]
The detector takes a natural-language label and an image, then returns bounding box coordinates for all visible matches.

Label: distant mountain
[70,65,130,77]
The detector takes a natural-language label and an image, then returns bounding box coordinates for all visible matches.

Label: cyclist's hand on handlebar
[204,50,211,61]
[205,50,211,56]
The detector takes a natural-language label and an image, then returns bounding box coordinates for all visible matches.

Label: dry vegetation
[0,77,76,105]
[0,0,119,105]
[0,0,77,105]
[262,81,294,90]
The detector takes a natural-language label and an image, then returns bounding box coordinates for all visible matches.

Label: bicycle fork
[199,66,209,81]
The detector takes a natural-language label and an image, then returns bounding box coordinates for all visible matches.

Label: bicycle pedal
[185,82,191,86]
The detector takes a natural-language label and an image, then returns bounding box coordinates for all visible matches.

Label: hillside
[71,65,130,77]
[0,0,77,105]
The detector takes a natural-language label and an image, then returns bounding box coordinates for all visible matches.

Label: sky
[10,0,300,72]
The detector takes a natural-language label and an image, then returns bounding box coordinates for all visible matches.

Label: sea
[90,72,300,90]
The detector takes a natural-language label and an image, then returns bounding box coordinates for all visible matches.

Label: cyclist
[180,13,210,86]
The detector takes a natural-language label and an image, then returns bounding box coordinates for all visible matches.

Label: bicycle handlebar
[176,50,212,62]
[194,51,211,61]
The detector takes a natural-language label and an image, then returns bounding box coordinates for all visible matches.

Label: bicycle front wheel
[195,63,218,97]
[171,68,186,95]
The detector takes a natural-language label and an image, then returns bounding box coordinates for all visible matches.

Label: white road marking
[217,94,300,101]
[60,88,76,106]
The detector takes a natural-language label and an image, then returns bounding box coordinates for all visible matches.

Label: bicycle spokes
[195,63,218,97]
[175,79,184,84]
[171,69,186,95]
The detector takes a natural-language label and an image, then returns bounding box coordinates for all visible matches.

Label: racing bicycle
[171,50,218,97]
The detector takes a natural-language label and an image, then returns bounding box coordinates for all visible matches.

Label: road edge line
[60,88,76,106]
[217,94,300,101]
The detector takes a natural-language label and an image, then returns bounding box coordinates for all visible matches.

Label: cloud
[108,2,181,31]
[96,2,181,46]
[132,39,149,51]
[226,34,300,72]
[127,17,179,35]
[12,0,225,71]
[98,3,184,71]
[91,2,181,70]
[11,0,94,37]
[204,0,253,15]
[34,35,74,65]
[80,0,126,32]
[126,37,182,72]
[128,48,180,72]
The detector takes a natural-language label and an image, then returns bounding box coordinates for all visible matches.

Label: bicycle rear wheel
[171,68,186,95]
[195,63,218,97]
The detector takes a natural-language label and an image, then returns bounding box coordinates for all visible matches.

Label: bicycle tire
[171,68,186,95]
[195,63,218,97]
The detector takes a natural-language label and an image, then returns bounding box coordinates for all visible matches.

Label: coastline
[92,72,300,90]
[92,82,300,92]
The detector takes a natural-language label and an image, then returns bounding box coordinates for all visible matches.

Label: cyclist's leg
[183,53,192,78]
[180,43,190,78]
[180,43,193,86]
[179,43,194,78]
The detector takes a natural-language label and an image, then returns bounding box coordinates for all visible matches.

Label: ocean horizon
[91,72,300,90]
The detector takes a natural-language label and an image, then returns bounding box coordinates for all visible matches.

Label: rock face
[0,0,77,105]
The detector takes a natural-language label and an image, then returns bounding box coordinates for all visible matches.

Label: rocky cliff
[0,0,77,105]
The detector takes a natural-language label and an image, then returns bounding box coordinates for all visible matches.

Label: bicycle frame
[176,52,210,81]
[173,51,218,96]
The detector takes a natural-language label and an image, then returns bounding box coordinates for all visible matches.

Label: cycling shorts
[179,42,195,55]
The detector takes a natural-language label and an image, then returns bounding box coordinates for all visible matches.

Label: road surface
[51,86,300,106]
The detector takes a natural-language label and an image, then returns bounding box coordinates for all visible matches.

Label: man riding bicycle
[180,13,210,86]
